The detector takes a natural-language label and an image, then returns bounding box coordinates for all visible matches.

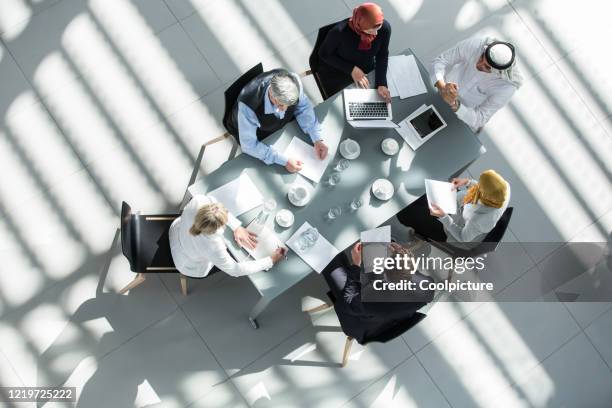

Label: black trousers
[321,252,351,300]
[396,195,448,242]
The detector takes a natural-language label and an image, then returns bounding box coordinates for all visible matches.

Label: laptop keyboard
[348,101,389,118]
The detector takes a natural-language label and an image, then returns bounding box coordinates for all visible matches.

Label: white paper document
[207,172,263,217]
[245,222,285,260]
[286,222,339,273]
[425,179,458,214]
[283,137,331,183]
[360,225,391,242]
[387,55,428,99]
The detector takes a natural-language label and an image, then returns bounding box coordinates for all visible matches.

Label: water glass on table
[327,206,342,220]
[334,159,350,172]
[350,197,363,211]
[327,172,341,186]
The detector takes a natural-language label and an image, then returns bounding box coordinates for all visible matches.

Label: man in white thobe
[431,37,523,132]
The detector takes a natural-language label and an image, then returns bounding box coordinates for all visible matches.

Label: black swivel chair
[119,202,189,295]
[179,63,264,209]
[306,254,431,367]
[223,63,264,137]
[417,207,514,258]
[301,22,337,100]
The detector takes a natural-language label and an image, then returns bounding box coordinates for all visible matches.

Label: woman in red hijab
[318,3,391,101]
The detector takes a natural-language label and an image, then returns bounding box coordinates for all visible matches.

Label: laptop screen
[409,107,445,138]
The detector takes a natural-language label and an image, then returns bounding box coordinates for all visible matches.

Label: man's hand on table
[285,158,303,173]
[314,140,328,160]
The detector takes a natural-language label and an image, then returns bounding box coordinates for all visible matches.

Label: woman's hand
[429,203,446,218]
[234,227,258,249]
[350,242,363,266]
[450,177,470,191]
[271,247,287,264]
[377,86,391,103]
[351,66,369,88]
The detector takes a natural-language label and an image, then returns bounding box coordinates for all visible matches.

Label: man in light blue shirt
[234,69,328,173]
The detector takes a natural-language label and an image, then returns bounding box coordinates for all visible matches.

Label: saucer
[381,138,399,155]
[339,139,361,160]
[275,209,295,228]
[288,185,312,207]
[371,179,394,201]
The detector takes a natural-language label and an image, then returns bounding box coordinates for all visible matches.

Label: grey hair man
[230,68,328,172]
[432,37,523,133]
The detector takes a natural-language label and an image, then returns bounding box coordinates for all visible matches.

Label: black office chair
[119,201,189,295]
[308,290,427,367]
[222,63,264,137]
[417,207,514,258]
[180,63,264,209]
[301,22,337,100]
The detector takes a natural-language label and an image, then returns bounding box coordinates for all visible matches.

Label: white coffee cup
[340,139,360,159]
[289,185,309,206]
[382,138,399,155]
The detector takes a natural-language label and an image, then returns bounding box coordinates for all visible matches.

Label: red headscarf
[348,3,384,50]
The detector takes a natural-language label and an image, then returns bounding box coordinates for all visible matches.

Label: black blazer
[323,253,433,344]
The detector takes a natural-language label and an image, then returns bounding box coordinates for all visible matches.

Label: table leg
[248,296,273,329]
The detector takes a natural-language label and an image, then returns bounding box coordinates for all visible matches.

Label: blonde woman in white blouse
[169,194,285,278]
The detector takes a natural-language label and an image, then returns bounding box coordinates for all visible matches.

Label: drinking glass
[327,206,342,220]
[298,227,319,251]
[327,172,341,186]
[350,197,363,211]
[334,159,350,172]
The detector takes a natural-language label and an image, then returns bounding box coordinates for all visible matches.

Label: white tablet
[396,105,447,150]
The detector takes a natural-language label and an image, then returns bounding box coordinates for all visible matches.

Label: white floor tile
[513,0,612,63]
[180,0,348,84]
[343,355,451,408]
[230,310,412,408]
[180,272,329,375]
[503,333,612,408]
[130,0,178,34]
[585,307,612,370]
[53,310,227,408]
[0,252,178,387]
[416,301,580,408]
[471,62,612,262]
[0,0,63,40]
[187,380,249,408]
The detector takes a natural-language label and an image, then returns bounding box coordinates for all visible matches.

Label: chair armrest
[299,69,313,78]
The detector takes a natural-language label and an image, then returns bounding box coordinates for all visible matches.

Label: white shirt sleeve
[432,37,482,84]
[207,234,273,277]
[455,85,515,130]
[438,213,484,242]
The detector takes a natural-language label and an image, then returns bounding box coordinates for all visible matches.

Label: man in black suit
[321,241,434,344]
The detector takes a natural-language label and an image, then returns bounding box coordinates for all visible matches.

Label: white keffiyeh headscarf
[484,37,523,88]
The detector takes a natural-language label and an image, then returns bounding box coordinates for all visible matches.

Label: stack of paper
[425,179,457,214]
[286,222,338,273]
[283,137,331,183]
[245,221,285,260]
[208,172,263,216]
[387,55,428,99]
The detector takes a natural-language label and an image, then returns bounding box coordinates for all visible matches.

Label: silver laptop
[343,89,397,128]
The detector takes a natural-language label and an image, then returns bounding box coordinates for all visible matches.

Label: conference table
[188,49,485,329]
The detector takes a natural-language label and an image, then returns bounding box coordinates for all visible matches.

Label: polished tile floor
[0,0,611,407]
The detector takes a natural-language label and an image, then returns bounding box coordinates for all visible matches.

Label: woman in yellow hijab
[397,169,510,244]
